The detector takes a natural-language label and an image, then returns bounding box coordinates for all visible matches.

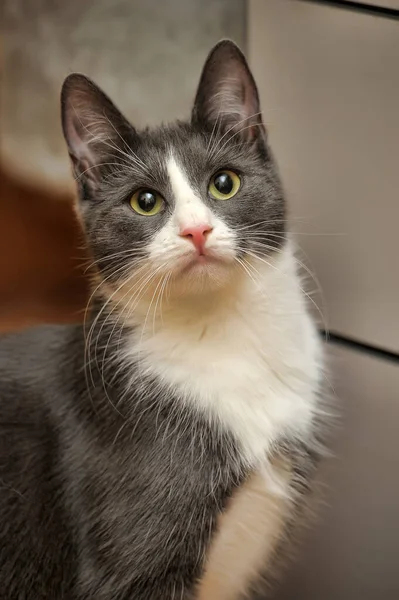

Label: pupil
[214,173,233,195]
[138,191,156,212]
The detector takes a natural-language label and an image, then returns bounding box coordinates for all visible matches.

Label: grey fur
[0,324,244,599]
[0,41,320,599]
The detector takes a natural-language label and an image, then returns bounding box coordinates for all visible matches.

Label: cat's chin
[168,253,238,297]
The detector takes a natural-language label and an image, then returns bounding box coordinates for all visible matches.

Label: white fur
[167,154,211,229]
[126,155,322,467]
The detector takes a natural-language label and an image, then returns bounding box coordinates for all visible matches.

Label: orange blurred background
[0,166,89,332]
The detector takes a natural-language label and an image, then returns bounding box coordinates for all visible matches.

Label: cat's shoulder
[0,323,82,378]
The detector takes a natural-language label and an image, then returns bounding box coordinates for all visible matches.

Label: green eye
[209,170,241,200]
[129,189,164,216]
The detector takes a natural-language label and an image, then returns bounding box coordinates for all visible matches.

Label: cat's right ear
[61,74,132,196]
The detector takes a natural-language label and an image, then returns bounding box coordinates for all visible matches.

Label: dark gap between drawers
[300,0,399,20]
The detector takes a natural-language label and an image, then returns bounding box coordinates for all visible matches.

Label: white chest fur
[126,247,322,467]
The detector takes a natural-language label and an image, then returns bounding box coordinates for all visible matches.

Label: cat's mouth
[183,253,217,269]
[177,247,234,276]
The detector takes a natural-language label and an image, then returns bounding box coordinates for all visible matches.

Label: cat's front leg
[196,455,294,600]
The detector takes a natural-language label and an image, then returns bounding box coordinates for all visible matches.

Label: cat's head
[61,41,285,310]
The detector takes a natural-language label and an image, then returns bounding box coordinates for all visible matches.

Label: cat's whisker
[85,279,133,417]
[96,262,165,385]
[206,92,261,159]
[233,219,291,232]
[83,259,136,393]
[97,266,154,389]
[84,248,148,276]
[112,419,131,447]
[291,246,329,336]
[102,112,139,158]
[123,380,168,443]
[73,108,150,176]
[234,256,259,288]
[242,247,328,334]
[110,266,166,357]
[70,110,136,170]
[135,265,171,368]
[212,121,268,161]
[74,162,127,182]
[206,103,223,156]
[83,258,139,329]
[106,264,170,386]
[152,270,172,334]
[245,238,327,322]
[85,260,151,386]
[208,111,263,159]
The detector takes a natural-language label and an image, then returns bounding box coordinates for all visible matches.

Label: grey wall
[0,0,245,189]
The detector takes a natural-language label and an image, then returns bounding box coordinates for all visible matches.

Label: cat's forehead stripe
[166,152,210,226]
[166,153,199,204]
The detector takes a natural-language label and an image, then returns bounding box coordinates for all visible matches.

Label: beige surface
[248,0,399,353]
[274,344,399,600]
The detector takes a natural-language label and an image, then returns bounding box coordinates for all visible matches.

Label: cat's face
[61,41,285,305]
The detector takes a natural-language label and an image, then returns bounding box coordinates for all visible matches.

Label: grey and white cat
[0,41,325,599]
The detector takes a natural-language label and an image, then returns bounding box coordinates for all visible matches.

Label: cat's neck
[118,244,319,467]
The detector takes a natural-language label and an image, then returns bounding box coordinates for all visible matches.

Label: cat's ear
[192,40,265,144]
[61,74,133,194]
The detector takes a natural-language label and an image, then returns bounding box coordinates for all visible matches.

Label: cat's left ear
[192,40,265,145]
[61,74,133,195]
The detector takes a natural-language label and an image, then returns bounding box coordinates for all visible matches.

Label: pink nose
[180,224,213,253]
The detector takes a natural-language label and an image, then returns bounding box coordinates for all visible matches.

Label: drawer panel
[249,0,399,352]
[275,344,399,600]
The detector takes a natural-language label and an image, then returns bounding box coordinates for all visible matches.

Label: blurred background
[1,0,398,598]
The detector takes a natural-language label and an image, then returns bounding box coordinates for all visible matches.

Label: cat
[0,40,325,599]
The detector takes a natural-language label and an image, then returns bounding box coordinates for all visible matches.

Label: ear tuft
[192,40,265,144]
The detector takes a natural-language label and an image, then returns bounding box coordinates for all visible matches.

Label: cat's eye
[209,170,241,200]
[129,189,164,216]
